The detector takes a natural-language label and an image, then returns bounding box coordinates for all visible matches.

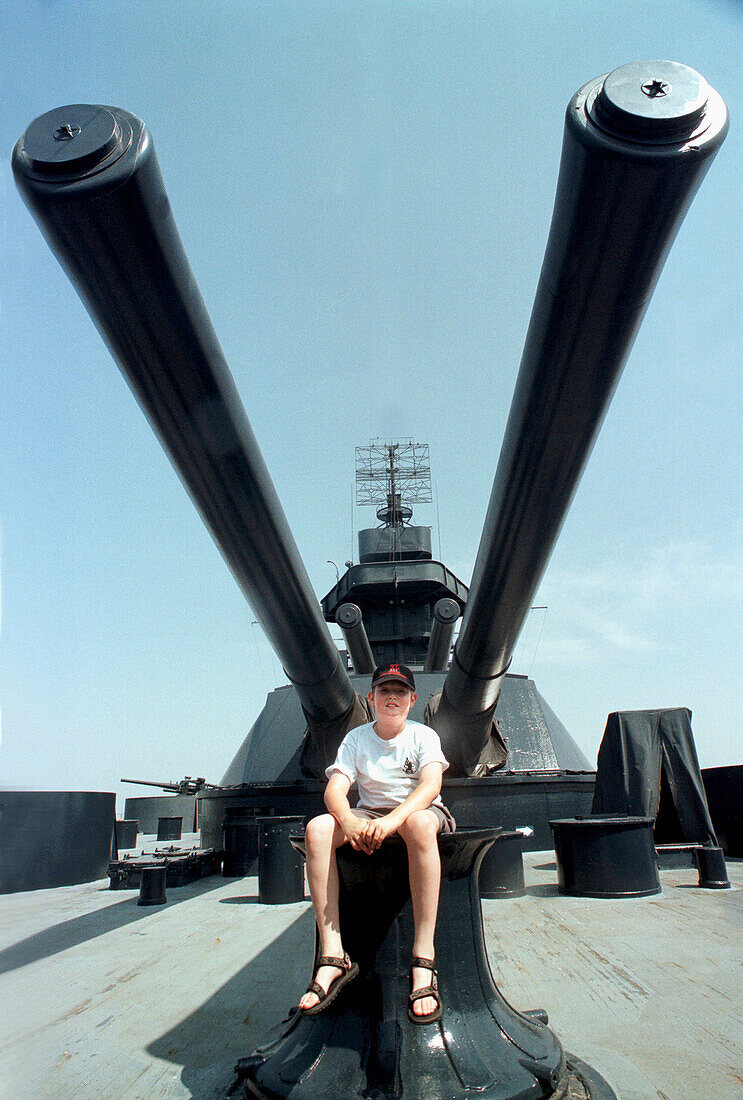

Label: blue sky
[1,1,741,810]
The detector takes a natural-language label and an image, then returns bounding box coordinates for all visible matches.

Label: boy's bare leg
[299,813,349,1011]
[398,809,441,1017]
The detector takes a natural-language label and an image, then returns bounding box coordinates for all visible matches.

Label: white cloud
[524,533,743,669]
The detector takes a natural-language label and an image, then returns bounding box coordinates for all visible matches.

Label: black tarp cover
[591,708,717,845]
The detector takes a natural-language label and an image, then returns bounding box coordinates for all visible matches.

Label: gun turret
[428,61,728,774]
[13,65,728,791]
[12,105,363,741]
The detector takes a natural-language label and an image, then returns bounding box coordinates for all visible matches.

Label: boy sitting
[298,662,455,1024]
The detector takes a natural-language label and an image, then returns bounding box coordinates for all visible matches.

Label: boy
[298,662,455,1024]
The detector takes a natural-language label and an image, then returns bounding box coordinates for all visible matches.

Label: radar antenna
[355,440,432,529]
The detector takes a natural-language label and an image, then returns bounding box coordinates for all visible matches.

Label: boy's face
[368,680,417,721]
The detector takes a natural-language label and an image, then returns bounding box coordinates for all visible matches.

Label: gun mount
[13,60,727,843]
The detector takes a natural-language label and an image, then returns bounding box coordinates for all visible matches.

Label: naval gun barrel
[12,105,355,724]
[424,598,460,672]
[336,603,375,675]
[121,777,206,794]
[438,61,727,774]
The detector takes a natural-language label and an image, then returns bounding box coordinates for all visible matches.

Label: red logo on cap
[388,664,401,675]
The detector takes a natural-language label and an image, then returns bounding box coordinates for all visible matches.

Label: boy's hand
[364,815,398,850]
[343,814,375,854]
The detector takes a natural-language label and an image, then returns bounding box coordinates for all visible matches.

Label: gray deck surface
[1,842,741,1100]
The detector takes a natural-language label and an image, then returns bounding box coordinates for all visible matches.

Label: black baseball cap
[371,662,416,691]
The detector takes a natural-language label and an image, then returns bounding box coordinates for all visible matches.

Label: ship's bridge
[321,524,468,669]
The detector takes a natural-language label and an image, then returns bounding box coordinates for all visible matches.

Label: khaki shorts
[354,804,456,834]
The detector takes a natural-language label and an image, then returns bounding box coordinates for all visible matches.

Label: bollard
[235,828,618,1099]
[694,846,730,889]
[138,863,167,906]
[479,830,525,898]
[551,816,660,898]
[222,808,262,876]
[258,817,305,904]
[115,819,138,849]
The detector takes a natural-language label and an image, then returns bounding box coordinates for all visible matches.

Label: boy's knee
[400,810,439,847]
[305,813,337,851]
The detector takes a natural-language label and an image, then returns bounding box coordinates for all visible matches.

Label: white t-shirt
[326,720,449,810]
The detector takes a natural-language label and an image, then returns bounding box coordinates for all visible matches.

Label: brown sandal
[300,952,359,1015]
[408,956,442,1024]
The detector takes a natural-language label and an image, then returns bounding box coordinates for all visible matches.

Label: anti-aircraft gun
[13,61,727,851]
[121,777,209,796]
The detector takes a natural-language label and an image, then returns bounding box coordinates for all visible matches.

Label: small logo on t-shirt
[402,757,416,775]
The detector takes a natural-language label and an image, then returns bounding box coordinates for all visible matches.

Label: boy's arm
[365,762,443,849]
[324,771,375,853]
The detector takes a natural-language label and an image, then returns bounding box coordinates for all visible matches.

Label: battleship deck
[1,846,741,1100]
